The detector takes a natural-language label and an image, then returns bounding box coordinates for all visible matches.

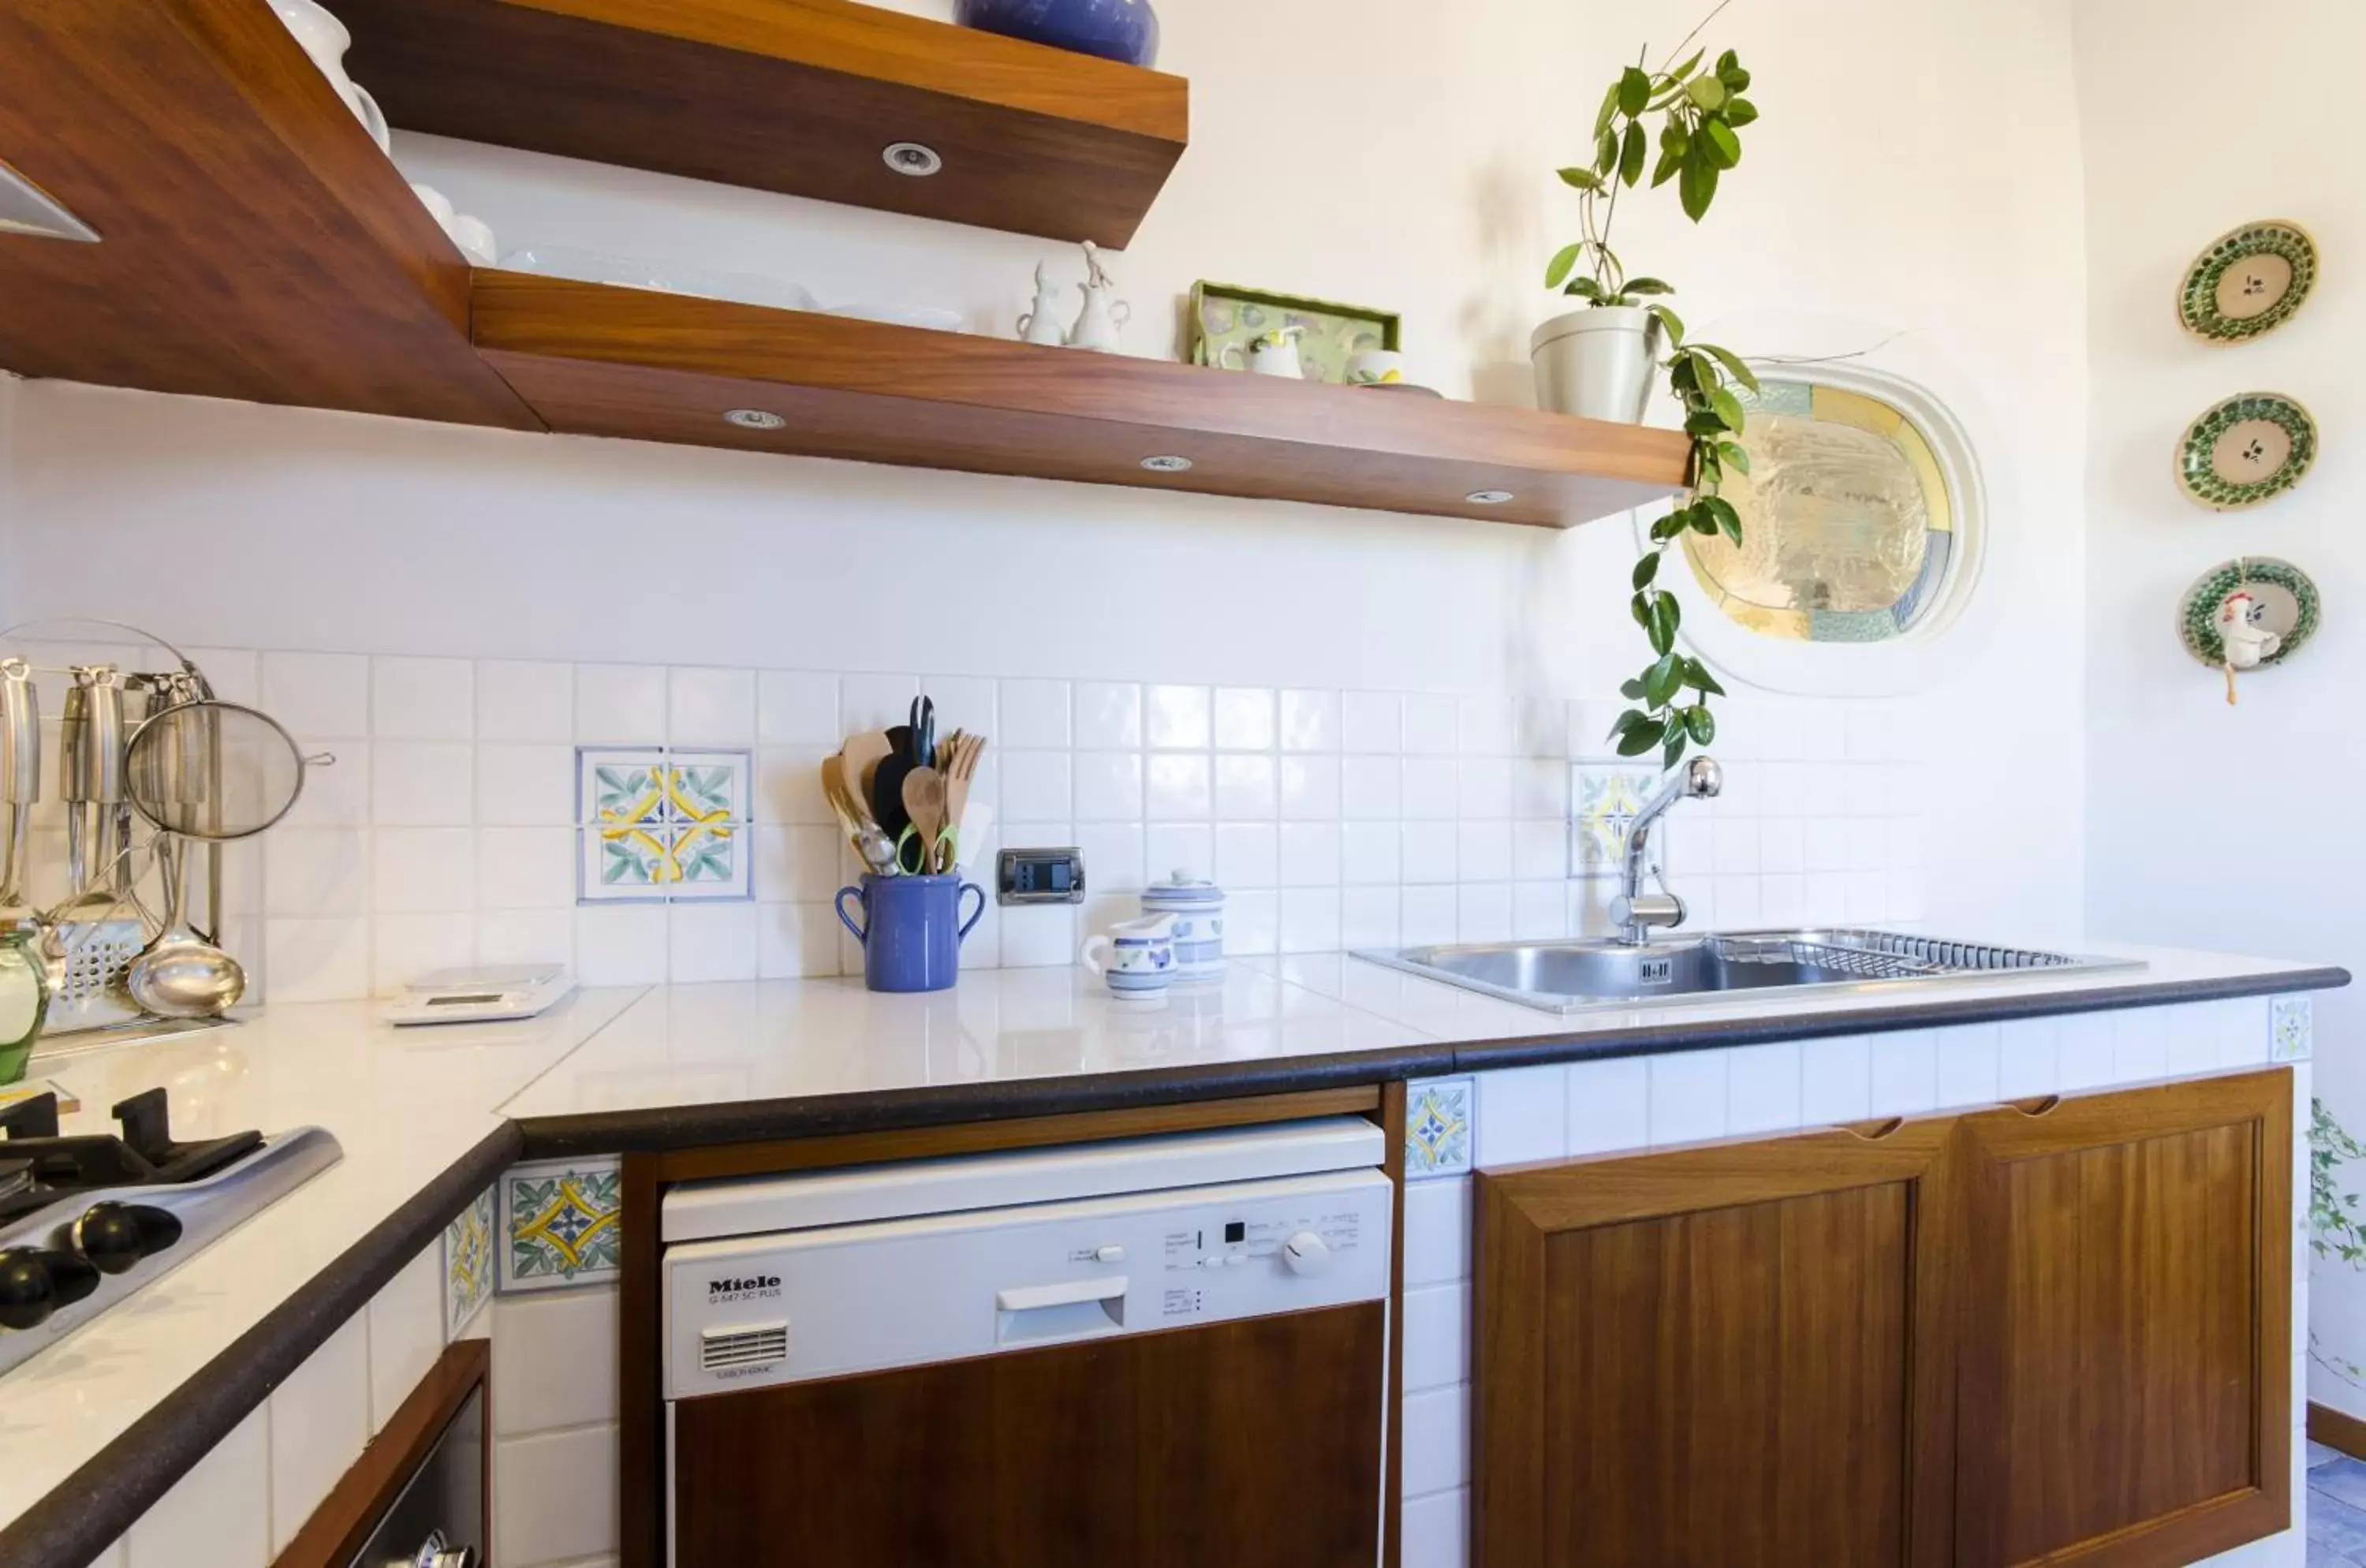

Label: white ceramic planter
[1530,304,1662,423]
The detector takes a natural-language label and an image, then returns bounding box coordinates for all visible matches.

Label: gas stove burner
[0,1085,340,1376]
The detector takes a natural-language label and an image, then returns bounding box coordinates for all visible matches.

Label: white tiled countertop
[0,940,2342,1547]
[500,941,2341,1125]
[0,988,640,1536]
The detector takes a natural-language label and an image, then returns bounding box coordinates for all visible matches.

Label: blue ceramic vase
[953,0,1159,67]
[836,873,987,993]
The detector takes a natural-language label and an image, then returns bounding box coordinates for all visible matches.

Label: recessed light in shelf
[882,142,943,177]
[1465,489,1515,505]
[725,408,787,430]
[1140,455,1193,472]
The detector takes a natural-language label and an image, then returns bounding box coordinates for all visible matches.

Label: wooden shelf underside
[0,0,536,429]
[470,272,1692,528]
[338,0,1189,246]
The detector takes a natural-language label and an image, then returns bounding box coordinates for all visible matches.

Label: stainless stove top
[0,1088,342,1377]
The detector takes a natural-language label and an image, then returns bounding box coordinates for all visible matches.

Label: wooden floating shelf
[338,0,1190,247]
[0,0,1681,531]
[470,271,1692,528]
[0,0,537,430]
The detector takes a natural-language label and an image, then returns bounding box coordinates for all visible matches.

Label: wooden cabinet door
[670,1301,1385,1568]
[1953,1069,2293,1568]
[1474,1120,1957,1568]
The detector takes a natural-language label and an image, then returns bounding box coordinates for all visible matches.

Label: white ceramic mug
[1080,914,1175,996]
[1219,327,1305,379]
[446,214,499,267]
[271,0,391,153]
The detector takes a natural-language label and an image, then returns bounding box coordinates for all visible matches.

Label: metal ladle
[117,698,323,1020]
[125,834,241,1017]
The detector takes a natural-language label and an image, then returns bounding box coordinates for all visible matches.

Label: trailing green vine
[1543,11,1762,769]
[1613,320,1754,768]
[2310,1096,2366,1381]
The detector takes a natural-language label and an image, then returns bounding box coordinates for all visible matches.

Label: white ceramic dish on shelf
[825,303,968,333]
[497,245,820,312]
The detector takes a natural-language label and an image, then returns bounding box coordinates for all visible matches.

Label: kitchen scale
[384,965,576,1027]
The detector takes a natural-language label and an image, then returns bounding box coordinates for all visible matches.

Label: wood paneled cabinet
[1475,1070,2293,1568]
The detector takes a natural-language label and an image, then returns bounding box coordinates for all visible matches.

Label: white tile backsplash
[668,666,756,745]
[1073,681,1142,749]
[477,660,574,743]
[1213,687,1275,751]
[371,656,474,741]
[262,651,370,740]
[573,663,668,744]
[268,1317,369,1552]
[203,648,1930,999]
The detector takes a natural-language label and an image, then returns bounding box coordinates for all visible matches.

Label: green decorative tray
[2178,221,2317,343]
[2174,392,2316,510]
[2178,556,2320,668]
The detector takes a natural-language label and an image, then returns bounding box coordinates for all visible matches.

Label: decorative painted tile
[665,751,752,823]
[1404,1077,1474,1179]
[2273,995,2314,1062]
[500,1158,624,1292]
[577,747,752,903]
[1570,764,1657,879]
[444,1186,495,1335]
[579,747,670,828]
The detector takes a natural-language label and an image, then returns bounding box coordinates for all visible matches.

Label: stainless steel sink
[1353,928,2142,1015]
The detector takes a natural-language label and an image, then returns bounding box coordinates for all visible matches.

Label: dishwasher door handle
[994,1275,1129,1342]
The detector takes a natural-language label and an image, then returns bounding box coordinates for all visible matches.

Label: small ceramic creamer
[1141,871,1224,980]
[1081,913,1176,999]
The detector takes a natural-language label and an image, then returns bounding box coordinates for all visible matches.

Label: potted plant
[1532,25,1759,422]
[1532,17,1765,768]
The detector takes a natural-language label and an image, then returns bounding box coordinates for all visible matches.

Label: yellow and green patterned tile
[1404,1077,1473,1179]
[499,1158,624,1292]
[443,1186,496,1335]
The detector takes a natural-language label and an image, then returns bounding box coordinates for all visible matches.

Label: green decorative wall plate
[2174,392,2316,510]
[2178,556,2319,669]
[2178,221,2317,343]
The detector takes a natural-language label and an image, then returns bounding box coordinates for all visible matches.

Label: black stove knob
[0,1248,57,1331]
[38,1249,99,1307]
[73,1203,181,1275]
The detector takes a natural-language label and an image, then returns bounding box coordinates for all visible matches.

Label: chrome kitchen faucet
[1611,756,1722,945]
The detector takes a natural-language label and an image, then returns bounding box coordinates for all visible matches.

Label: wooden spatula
[901,765,947,873]
[842,730,894,805]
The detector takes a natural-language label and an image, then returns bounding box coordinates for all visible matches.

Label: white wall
[5,0,2094,990]
[0,371,19,633]
[2073,0,2366,1416]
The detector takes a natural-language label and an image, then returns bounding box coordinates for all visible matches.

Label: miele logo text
[710,1275,781,1294]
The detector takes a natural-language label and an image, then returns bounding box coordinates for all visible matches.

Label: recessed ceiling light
[725,408,786,430]
[882,142,943,177]
[1465,489,1515,505]
[1140,455,1194,472]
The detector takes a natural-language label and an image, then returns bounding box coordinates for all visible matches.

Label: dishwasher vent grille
[700,1323,789,1371]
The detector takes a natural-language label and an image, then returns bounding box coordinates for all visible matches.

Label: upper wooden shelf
[338,0,1190,247]
[0,0,537,430]
[470,271,1692,528]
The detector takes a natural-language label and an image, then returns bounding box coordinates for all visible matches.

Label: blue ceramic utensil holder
[953,0,1159,66]
[836,873,987,993]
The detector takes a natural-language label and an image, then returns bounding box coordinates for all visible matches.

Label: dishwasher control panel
[662,1167,1392,1401]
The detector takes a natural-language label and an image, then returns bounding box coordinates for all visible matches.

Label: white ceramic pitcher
[271,0,391,154]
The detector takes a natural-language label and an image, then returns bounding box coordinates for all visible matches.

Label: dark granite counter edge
[0,1123,524,1568]
[516,963,2351,1158]
[10,961,2349,1566]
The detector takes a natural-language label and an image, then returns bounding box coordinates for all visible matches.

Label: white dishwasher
[659,1115,1395,1568]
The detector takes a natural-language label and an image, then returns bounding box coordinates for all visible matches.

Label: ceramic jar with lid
[1141,871,1224,980]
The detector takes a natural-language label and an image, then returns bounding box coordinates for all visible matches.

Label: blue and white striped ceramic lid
[1142,871,1224,910]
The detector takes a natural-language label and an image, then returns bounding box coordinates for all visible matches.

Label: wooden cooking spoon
[901,765,947,873]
